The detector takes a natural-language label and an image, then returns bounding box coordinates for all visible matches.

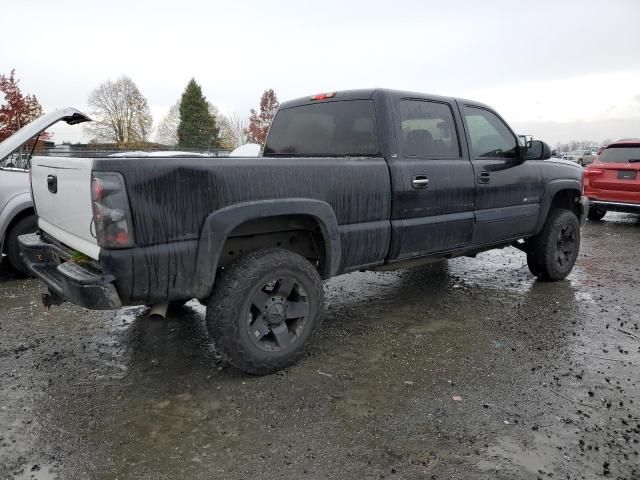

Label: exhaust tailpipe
[148,302,169,320]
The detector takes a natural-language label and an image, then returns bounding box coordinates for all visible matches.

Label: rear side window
[264,100,378,157]
[599,145,640,163]
[399,100,460,157]
[464,106,517,159]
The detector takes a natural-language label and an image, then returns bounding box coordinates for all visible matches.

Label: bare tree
[218,113,248,150]
[208,103,247,150]
[155,102,179,146]
[85,76,153,146]
[207,101,219,119]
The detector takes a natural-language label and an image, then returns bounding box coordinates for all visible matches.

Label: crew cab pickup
[19,89,589,374]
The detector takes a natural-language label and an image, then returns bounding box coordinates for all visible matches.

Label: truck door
[459,104,543,246]
[387,98,475,260]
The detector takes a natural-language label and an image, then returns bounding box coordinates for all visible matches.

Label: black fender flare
[534,179,583,234]
[194,198,342,296]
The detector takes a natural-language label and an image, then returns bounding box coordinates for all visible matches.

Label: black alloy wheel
[206,248,324,375]
[555,224,577,269]
[246,277,310,352]
[526,208,581,281]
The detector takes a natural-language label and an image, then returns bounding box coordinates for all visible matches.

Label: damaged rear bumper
[18,233,122,310]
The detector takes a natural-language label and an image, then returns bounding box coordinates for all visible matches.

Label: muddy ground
[1,214,639,480]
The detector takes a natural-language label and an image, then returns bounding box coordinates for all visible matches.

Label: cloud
[7,0,639,144]
[462,72,640,125]
[512,117,640,146]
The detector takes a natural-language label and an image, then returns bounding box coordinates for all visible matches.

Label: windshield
[599,145,640,163]
[264,100,379,157]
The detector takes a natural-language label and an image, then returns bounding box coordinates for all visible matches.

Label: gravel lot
[1,214,639,480]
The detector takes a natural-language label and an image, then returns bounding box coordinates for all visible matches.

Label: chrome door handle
[412,175,430,188]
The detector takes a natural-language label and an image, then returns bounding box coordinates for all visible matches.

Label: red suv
[583,139,640,221]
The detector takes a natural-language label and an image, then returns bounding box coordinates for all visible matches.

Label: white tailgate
[31,156,100,259]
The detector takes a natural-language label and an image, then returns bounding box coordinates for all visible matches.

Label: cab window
[264,100,379,157]
[399,100,460,157]
[464,106,517,159]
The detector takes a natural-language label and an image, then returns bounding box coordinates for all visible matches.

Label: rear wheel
[526,209,580,281]
[588,208,606,221]
[5,215,37,276]
[206,248,324,375]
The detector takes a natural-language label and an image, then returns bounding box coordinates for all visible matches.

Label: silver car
[0,108,90,274]
[564,149,595,167]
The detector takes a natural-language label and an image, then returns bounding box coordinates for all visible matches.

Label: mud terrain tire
[206,248,324,375]
[526,209,580,281]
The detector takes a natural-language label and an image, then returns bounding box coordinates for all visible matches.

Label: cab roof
[608,138,640,146]
[279,88,489,110]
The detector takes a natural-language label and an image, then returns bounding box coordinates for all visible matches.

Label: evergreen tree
[177,78,217,149]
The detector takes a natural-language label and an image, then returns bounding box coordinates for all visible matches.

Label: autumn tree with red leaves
[0,69,48,142]
[247,89,279,145]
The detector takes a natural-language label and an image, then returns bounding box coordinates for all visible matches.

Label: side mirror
[525,140,551,160]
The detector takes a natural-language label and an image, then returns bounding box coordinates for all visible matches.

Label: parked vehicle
[565,149,595,167]
[0,162,34,275]
[19,90,588,374]
[583,138,640,221]
[0,108,90,274]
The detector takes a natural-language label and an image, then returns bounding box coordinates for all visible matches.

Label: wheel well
[218,215,327,274]
[3,208,35,253]
[549,189,581,217]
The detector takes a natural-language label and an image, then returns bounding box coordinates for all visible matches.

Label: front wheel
[588,208,606,221]
[206,248,324,375]
[526,209,580,281]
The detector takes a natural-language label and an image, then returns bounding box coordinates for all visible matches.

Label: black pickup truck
[20,89,588,374]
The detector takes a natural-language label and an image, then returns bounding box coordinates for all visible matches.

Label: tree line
[2,69,619,152]
[0,69,279,150]
[87,75,279,150]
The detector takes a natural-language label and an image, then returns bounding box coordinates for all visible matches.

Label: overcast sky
[2,0,639,145]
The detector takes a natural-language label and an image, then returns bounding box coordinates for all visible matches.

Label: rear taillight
[584,168,604,177]
[91,172,134,248]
